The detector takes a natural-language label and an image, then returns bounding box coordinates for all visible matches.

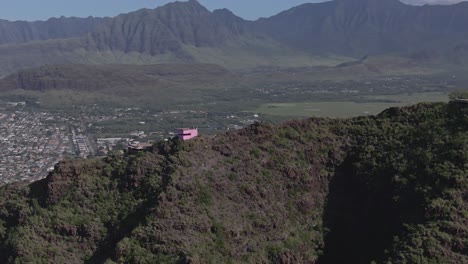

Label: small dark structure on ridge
[128,143,153,154]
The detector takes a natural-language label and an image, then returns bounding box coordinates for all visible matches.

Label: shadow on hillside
[317,160,398,264]
[29,178,48,206]
[85,149,178,263]
[84,200,152,263]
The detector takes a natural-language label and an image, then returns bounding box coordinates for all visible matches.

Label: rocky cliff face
[0,103,466,263]
[87,0,253,56]
[0,63,237,92]
[256,0,468,55]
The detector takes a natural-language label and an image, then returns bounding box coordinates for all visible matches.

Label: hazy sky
[0,0,465,22]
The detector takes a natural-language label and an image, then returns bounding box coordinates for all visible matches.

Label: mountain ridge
[86,0,254,57]
[0,63,235,92]
[256,0,468,55]
[1,0,468,76]
[0,16,109,45]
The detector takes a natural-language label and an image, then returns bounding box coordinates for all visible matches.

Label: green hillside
[0,102,466,263]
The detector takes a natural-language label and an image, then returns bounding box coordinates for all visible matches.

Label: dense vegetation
[0,102,466,263]
[321,103,467,263]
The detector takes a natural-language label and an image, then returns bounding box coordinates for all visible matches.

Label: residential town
[0,103,259,185]
[0,110,76,184]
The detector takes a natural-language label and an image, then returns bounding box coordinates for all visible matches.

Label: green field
[254,92,449,118]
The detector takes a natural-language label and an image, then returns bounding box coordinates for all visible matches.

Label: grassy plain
[254,92,449,118]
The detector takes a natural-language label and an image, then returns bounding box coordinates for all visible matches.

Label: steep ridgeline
[0,17,108,45]
[0,103,466,263]
[256,0,468,56]
[87,0,253,56]
[0,63,237,92]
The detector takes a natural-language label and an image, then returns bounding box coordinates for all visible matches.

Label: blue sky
[0,0,321,21]
[0,0,463,22]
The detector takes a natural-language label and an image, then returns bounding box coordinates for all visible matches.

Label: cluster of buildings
[71,129,93,158]
[96,128,199,155]
[96,137,130,156]
[0,111,75,185]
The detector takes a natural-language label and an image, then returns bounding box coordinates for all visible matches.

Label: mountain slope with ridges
[0,16,109,45]
[87,0,254,57]
[256,0,468,55]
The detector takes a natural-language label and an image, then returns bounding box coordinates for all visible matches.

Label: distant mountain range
[258,0,468,55]
[1,0,468,76]
[0,17,108,45]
